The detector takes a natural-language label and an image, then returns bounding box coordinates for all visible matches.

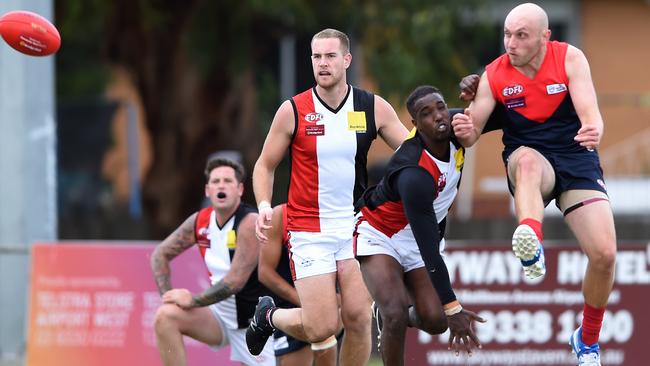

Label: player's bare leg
[277,345,313,366]
[507,147,555,222]
[337,258,373,366]
[359,254,409,366]
[280,272,339,342]
[312,336,338,366]
[565,196,616,349]
[404,269,447,335]
[153,304,223,366]
[507,147,555,278]
[563,193,616,307]
[247,273,340,357]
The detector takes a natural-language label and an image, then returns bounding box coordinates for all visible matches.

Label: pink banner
[404,242,650,365]
[26,242,237,366]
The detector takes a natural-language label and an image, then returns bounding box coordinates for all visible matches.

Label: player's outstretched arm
[452,72,496,147]
[253,100,294,242]
[396,168,485,355]
[150,213,198,295]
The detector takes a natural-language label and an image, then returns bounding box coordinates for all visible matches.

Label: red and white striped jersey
[194,204,267,329]
[287,85,377,233]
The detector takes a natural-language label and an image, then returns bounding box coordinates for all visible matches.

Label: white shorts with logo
[354,218,446,273]
[208,304,274,365]
[288,228,354,280]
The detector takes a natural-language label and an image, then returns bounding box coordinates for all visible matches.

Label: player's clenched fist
[458,74,480,102]
[451,109,474,140]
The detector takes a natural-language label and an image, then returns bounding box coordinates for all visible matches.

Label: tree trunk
[103,0,263,237]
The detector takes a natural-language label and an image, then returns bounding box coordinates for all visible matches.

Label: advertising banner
[405,242,649,365]
[26,242,237,366]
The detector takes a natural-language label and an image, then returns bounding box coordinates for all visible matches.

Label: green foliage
[56,0,497,106]
[356,0,495,104]
[53,0,500,234]
[55,0,111,98]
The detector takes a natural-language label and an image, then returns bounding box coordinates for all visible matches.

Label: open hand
[447,308,486,356]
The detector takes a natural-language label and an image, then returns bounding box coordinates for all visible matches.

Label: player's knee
[340,303,372,335]
[304,323,338,343]
[380,302,409,332]
[514,150,543,178]
[589,245,617,272]
[153,304,182,333]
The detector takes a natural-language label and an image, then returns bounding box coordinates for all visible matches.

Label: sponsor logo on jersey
[226,230,237,249]
[505,97,526,109]
[305,124,325,136]
[546,83,567,95]
[347,111,367,132]
[304,112,323,123]
[502,84,524,97]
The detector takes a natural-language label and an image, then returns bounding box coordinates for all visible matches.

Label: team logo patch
[505,97,526,109]
[437,173,447,194]
[197,227,211,247]
[304,112,323,123]
[300,258,314,268]
[546,83,567,95]
[305,125,325,136]
[502,84,524,97]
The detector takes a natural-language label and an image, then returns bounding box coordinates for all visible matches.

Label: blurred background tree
[55,0,495,238]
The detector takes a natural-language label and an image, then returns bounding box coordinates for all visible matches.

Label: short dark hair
[312,28,350,54]
[406,85,442,120]
[204,157,245,183]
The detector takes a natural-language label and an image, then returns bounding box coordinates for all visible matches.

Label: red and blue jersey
[486,41,582,158]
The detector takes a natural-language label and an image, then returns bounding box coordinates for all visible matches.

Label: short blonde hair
[311,28,350,54]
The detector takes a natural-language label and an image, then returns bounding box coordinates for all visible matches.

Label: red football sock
[520,218,543,242]
[581,303,605,346]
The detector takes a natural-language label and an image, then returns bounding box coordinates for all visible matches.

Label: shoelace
[579,352,600,366]
[372,303,382,351]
